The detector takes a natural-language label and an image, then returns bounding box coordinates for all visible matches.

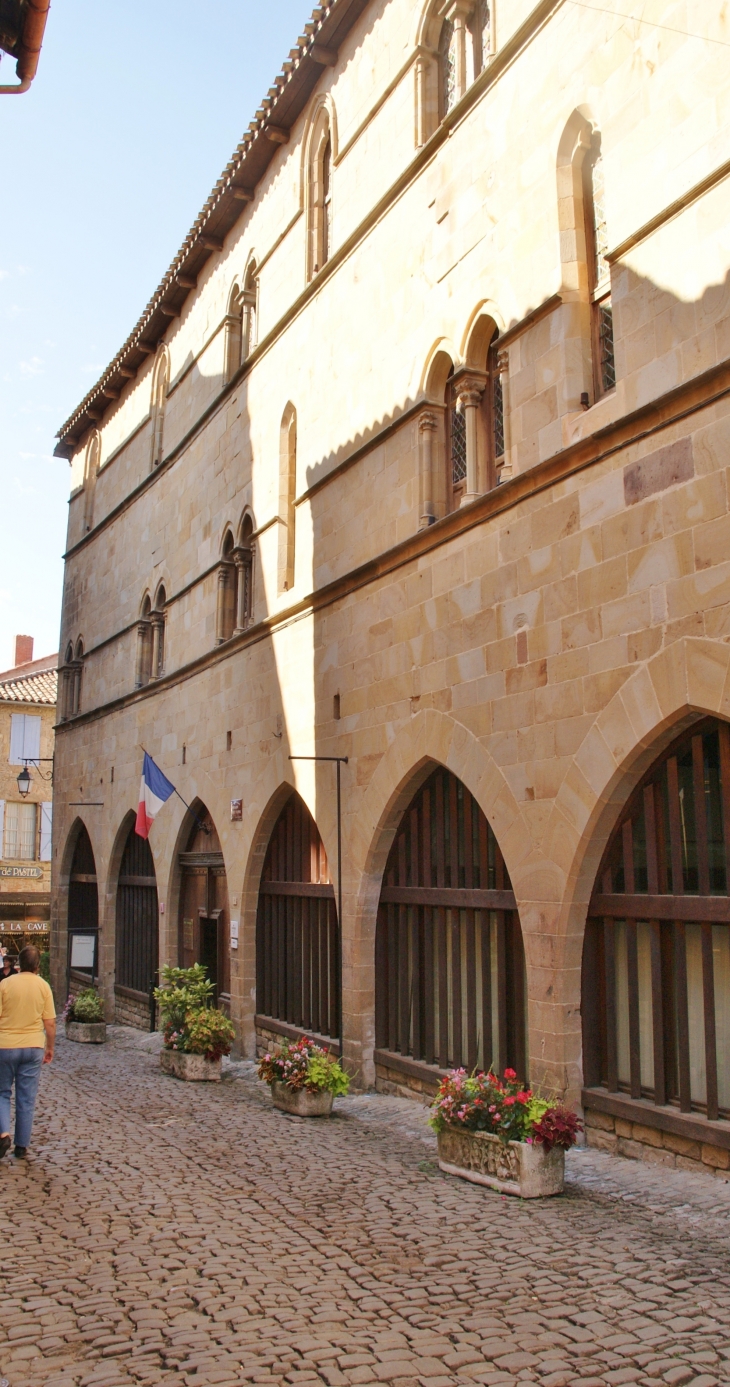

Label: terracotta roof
[54,0,370,457]
[0,666,57,705]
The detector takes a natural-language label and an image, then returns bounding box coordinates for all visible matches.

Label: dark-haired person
[1,954,17,982]
[0,944,55,1160]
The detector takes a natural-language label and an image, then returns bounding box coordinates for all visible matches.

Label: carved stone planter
[437,1127,565,1198]
[65,1021,106,1044]
[271,1082,334,1117]
[160,1049,221,1082]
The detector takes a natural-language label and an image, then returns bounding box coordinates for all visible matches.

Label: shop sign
[0,866,43,879]
[0,921,49,933]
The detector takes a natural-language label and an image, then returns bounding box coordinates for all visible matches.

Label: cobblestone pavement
[1,1028,730,1387]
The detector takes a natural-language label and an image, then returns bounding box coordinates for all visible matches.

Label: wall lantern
[17,766,31,797]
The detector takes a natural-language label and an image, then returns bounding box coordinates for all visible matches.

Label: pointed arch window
[242,261,258,360]
[150,348,169,469]
[152,586,166,680]
[584,140,615,396]
[278,405,297,593]
[234,515,254,634]
[216,531,237,644]
[83,432,100,533]
[135,596,153,688]
[307,109,334,280]
[71,640,84,716]
[439,17,457,118]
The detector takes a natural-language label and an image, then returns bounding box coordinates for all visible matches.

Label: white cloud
[19,356,44,376]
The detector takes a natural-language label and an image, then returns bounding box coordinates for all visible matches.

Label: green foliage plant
[154,964,234,1061]
[65,988,104,1023]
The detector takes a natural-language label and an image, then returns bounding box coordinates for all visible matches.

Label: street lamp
[17,766,31,797]
[16,758,53,797]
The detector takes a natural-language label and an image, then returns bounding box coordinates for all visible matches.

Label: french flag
[135,752,176,839]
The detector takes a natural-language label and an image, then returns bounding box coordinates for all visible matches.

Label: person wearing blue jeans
[0,944,55,1159]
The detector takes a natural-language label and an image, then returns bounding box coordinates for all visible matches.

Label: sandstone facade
[51,0,730,1151]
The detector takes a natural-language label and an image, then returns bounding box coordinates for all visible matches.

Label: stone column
[418,411,439,529]
[150,617,163,680]
[456,376,484,505]
[135,622,148,687]
[215,565,229,645]
[71,664,81,716]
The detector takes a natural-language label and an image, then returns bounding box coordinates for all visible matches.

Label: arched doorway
[256,792,339,1046]
[375,766,526,1079]
[178,808,230,1011]
[68,825,99,986]
[115,819,158,1028]
[582,717,730,1123]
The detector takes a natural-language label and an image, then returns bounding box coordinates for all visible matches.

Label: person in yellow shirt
[0,944,55,1160]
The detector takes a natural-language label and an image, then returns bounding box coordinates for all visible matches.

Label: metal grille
[69,826,99,975]
[440,19,456,116]
[116,825,158,995]
[491,353,504,460]
[450,406,467,486]
[478,0,491,66]
[256,793,340,1042]
[598,299,616,393]
[375,767,527,1076]
[582,718,730,1121]
[591,151,610,290]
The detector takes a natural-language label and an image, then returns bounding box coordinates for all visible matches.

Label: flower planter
[160,1049,221,1082]
[270,1081,334,1117]
[437,1126,565,1198]
[65,1021,106,1044]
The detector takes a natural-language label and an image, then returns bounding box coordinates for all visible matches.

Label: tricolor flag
[135,752,176,839]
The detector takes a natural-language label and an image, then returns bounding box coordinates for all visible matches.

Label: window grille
[586,146,615,397]
[440,19,456,116]
[582,718,730,1121]
[491,352,505,462]
[375,767,527,1076]
[322,138,332,266]
[116,823,158,996]
[450,406,467,487]
[476,0,491,69]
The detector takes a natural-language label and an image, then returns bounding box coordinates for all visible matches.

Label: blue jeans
[0,1048,44,1148]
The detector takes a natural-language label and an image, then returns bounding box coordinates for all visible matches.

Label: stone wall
[585,1109,730,1182]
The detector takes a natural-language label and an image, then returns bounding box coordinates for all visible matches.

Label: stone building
[52,1,730,1175]
[0,636,56,960]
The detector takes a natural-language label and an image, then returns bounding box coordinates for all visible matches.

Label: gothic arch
[149,345,170,468]
[461,300,505,368]
[303,96,337,280]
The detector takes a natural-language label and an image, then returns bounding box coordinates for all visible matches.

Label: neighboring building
[0,0,51,94]
[52,1,730,1176]
[0,636,56,960]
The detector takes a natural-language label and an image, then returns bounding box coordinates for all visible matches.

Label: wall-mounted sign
[0,866,43,880]
[70,934,96,969]
[0,921,49,933]
[230,919,239,950]
[230,799,243,822]
[183,918,194,951]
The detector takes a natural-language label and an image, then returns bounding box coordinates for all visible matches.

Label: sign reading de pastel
[0,866,44,879]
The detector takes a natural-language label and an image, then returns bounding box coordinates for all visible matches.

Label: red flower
[503,1068,517,1080]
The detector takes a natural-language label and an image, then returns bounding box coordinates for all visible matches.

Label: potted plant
[258,1036,349,1116]
[430,1068,582,1198]
[64,988,106,1044]
[155,964,235,1081]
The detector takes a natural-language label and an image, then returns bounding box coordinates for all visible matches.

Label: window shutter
[23,715,41,763]
[0,801,4,860]
[40,802,52,861]
[9,714,25,765]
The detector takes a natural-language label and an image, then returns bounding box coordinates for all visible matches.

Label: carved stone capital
[456,375,485,408]
[418,410,439,435]
[495,349,510,375]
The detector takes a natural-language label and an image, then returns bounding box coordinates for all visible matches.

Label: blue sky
[0,1,311,670]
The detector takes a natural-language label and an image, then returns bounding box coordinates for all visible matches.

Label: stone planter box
[65,1021,106,1044]
[437,1126,564,1198]
[160,1049,221,1082]
[271,1081,333,1117]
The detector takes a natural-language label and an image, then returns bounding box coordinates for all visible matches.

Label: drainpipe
[0,0,51,94]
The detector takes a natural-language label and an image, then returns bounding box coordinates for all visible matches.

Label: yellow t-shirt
[0,972,56,1048]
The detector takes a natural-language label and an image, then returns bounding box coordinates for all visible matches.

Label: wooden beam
[231,186,254,202]
[176,273,197,289]
[590,893,730,922]
[159,302,179,318]
[137,341,156,355]
[102,386,120,400]
[310,43,337,65]
[118,365,136,379]
[264,125,289,145]
[198,234,223,252]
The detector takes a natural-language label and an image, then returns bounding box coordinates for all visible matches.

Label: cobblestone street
[1,1030,729,1387]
